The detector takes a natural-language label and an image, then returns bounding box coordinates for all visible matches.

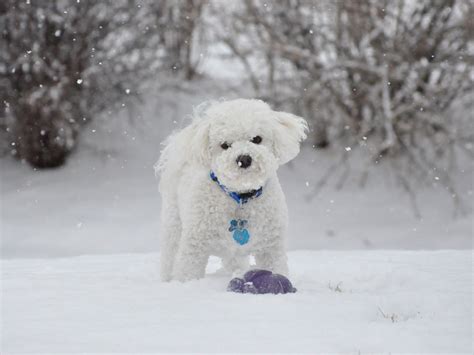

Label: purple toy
[227,269,297,294]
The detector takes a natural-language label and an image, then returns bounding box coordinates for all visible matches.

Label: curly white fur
[156,99,308,282]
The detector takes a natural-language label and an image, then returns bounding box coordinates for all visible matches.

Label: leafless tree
[0,0,157,167]
[149,0,206,80]
[212,0,474,214]
[0,0,206,168]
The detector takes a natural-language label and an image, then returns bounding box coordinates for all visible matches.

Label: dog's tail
[155,101,213,193]
[155,125,191,194]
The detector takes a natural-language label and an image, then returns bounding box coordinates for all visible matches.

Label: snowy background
[1,1,473,353]
[1,78,472,258]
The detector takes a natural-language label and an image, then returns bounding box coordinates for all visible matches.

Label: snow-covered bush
[0,0,205,168]
[212,0,474,212]
[0,1,149,167]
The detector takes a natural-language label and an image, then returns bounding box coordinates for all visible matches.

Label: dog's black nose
[236,155,252,169]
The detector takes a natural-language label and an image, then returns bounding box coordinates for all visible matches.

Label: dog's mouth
[214,168,266,192]
[236,189,259,198]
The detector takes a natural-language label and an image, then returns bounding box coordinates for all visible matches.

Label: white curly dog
[156,99,307,282]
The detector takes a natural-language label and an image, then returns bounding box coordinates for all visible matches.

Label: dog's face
[189,99,308,192]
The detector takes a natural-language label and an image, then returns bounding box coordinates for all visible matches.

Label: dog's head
[188,99,308,192]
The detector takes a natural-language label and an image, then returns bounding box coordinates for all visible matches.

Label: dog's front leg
[172,226,210,282]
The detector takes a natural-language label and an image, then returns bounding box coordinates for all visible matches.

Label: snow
[1,251,472,353]
[1,2,472,352]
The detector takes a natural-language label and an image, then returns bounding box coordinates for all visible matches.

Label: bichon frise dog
[156,99,307,282]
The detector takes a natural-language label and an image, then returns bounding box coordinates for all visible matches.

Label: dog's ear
[188,119,211,166]
[273,111,308,165]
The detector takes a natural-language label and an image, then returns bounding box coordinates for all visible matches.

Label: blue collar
[210,171,263,205]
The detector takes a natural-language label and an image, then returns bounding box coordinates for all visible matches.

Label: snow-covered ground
[2,251,472,353]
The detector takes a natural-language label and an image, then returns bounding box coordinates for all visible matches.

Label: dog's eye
[251,136,262,144]
[221,142,231,150]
